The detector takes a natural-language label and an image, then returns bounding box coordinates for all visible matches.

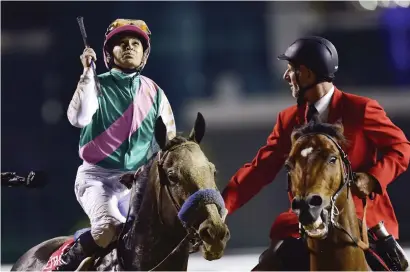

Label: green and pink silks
[70,69,176,171]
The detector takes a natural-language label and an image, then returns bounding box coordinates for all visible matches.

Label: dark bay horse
[285,117,369,270]
[11,112,230,271]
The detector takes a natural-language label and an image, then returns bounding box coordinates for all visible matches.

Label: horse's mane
[292,116,347,146]
[120,135,196,267]
[163,135,189,151]
[127,135,190,225]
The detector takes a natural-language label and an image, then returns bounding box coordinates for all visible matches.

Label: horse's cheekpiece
[42,239,75,271]
[293,132,408,271]
[144,149,227,268]
[294,132,357,241]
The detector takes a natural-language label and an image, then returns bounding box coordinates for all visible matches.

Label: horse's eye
[329,156,337,164]
[167,170,178,183]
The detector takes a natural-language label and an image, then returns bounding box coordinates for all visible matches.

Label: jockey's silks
[77,69,175,171]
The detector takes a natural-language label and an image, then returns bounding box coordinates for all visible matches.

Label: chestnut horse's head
[286,117,353,239]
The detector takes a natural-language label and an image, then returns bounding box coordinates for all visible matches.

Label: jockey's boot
[54,230,101,271]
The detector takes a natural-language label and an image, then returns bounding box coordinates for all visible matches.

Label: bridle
[156,144,204,239]
[291,132,369,250]
[146,142,208,271]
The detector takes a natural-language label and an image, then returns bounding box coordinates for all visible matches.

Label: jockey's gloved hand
[352,172,381,199]
[80,47,97,69]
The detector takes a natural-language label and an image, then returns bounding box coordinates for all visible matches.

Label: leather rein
[150,143,203,270]
[294,132,369,251]
[116,142,204,271]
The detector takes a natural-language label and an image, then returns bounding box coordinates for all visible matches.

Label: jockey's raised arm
[53,18,178,271]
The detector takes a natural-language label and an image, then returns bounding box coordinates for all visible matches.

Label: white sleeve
[67,68,99,128]
[159,90,176,140]
[145,90,176,160]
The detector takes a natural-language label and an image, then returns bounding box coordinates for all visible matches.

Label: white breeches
[74,161,131,248]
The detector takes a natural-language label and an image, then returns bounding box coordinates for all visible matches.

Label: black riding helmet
[278,36,339,105]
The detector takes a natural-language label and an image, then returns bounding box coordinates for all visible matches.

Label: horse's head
[286,117,351,239]
[153,112,230,260]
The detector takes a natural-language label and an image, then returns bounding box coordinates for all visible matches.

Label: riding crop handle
[77,16,102,97]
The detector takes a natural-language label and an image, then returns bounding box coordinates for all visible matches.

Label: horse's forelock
[293,121,346,146]
[163,136,188,151]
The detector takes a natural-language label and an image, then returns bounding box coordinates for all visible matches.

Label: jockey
[56,19,176,271]
[221,36,410,270]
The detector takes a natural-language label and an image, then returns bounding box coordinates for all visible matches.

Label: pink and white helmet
[103,19,151,71]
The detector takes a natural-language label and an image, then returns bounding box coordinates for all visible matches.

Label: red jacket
[222,87,410,240]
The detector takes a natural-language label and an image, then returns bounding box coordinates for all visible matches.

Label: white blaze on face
[301,147,314,157]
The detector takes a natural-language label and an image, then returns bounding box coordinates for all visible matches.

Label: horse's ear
[291,129,303,145]
[188,112,206,144]
[333,118,344,135]
[155,116,168,150]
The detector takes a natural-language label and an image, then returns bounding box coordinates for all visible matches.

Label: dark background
[2,1,410,264]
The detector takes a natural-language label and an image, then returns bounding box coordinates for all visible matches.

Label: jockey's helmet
[278,36,339,81]
[103,18,152,72]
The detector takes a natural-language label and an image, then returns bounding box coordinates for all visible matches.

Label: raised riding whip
[77,16,102,96]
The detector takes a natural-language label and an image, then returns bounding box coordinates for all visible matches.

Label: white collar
[111,68,138,78]
[313,86,334,115]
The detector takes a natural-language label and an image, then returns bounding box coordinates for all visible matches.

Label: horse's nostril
[199,226,213,241]
[309,195,323,207]
[291,197,301,211]
[199,224,230,243]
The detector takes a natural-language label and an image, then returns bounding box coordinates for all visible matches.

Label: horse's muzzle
[197,204,230,260]
[292,194,330,238]
[292,194,324,224]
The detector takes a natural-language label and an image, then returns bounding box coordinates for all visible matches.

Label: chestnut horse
[286,117,369,270]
